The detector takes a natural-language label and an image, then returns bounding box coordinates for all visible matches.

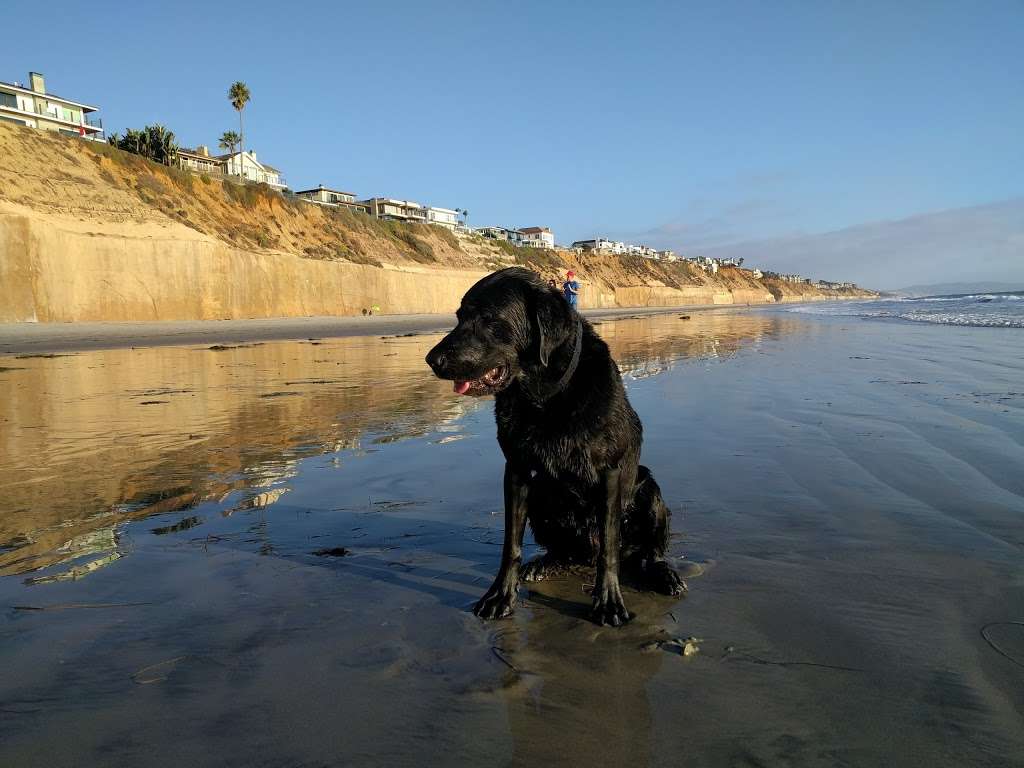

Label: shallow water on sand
[1,310,1022,767]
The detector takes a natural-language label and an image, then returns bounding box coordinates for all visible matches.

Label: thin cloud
[700,198,1024,288]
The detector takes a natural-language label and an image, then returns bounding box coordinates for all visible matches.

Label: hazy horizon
[695,198,1024,290]
[2,0,1021,286]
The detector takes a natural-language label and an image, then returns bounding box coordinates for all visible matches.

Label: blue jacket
[562,280,579,305]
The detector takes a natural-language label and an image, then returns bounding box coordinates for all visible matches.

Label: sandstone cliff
[0,123,875,322]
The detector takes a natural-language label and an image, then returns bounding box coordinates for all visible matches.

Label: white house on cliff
[0,71,103,139]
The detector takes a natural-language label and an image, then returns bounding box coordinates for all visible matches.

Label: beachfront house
[361,198,428,224]
[658,250,678,262]
[477,226,526,245]
[177,145,223,175]
[221,150,286,189]
[295,185,369,213]
[572,238,626,255]
[426,206,460,230]
[688,256,719,274]
[0,71,104,140]
[297,185,357,205]
[630,245,660,259]
[520,226,555,249]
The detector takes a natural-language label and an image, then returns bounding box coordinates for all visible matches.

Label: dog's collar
[531,315,583,402]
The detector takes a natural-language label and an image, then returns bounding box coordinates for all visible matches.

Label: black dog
[426,268,684,626]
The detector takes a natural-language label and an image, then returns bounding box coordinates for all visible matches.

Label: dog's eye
[489,320,514,341]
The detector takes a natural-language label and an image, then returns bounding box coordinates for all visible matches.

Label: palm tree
[219,130,240,157]
[145,124,178,166]
[227,81,251,178]
[108,124,177,165]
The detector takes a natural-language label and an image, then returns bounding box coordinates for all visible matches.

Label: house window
[0,91,17,109]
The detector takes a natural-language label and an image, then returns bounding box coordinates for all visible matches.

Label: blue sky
[3,1,1022,284]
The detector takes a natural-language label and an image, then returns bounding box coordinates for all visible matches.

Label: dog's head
[425,267,576,396]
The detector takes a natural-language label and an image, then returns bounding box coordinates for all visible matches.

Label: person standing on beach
[562,271,580,308]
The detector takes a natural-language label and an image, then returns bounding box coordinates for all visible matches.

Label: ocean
[783,290,1024,328]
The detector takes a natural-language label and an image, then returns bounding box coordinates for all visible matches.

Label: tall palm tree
[219,130,241,157]
[228,81,251,178]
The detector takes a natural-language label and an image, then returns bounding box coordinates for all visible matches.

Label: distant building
[520,226,555,249]
[221,150,286,189]
[572,238,626,255]
[0,71,103,139]
[687,256,719,274]
[426,206,459,230]
[361,198,428,224]
[658,250,678,262]
[751,268,763,279]
[296,185,356,205]
[295,185,369,213]
[177,145,223,175]
[772,273,807,283]
[358,198,458,228]
[176,145,288,190]
[478,226,525,245]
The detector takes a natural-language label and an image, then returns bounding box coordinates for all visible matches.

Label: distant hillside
[0,122,875,322]
[891,281,1024,297]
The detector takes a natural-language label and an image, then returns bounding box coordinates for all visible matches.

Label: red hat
[567,270,575,277]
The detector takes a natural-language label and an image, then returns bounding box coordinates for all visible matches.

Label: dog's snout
[425,345,447,373]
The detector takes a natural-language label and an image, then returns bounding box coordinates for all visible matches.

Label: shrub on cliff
[107,125,179,167]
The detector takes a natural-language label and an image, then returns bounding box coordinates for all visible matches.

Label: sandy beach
[1,307,1022,767]
[0,304,721,355]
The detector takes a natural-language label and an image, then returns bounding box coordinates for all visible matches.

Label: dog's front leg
[474,463,529,619]
[591,466,631,626]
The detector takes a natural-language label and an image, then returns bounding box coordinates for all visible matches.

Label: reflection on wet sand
[0,311,787,579]
[3,308,1023,766]
[495,577,690,767]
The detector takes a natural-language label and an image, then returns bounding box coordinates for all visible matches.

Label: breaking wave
[784,292,1024,328]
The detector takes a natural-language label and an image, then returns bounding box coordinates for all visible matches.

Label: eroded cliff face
[0,123,875,322]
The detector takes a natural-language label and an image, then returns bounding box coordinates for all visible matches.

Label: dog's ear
[530,287,572,367]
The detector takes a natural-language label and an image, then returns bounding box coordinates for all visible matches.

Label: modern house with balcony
[520,226,555,249]
[477,226,525,245]
[572,238,626,254]
[361,198,428,224]
[0,71,103,139]
[359,198,460,229]
[295,185,369,213]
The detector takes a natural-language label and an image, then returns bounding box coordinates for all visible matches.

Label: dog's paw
[473,585,517,620]
[590,580,632,627]
[648,560,687,597]
[521,555,562,582]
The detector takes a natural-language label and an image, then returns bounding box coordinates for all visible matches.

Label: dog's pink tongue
[453,380,471,395]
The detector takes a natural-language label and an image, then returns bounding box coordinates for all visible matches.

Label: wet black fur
[426,268,683,626]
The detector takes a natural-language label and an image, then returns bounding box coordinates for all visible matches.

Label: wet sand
[0,304,724,356]
[1,310,1022,766]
